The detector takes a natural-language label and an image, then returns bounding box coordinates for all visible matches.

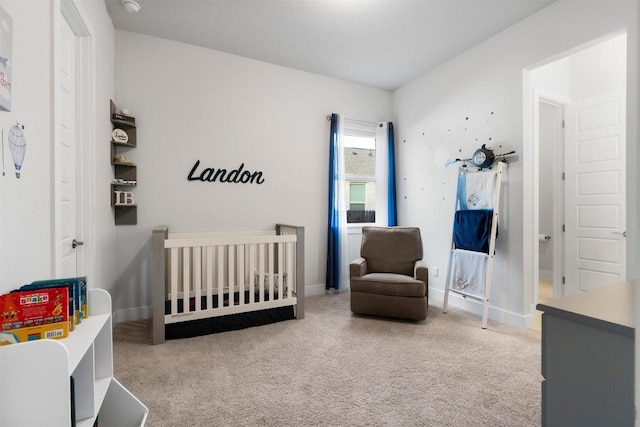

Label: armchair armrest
[414,260,428,290]
[350,257,368,278]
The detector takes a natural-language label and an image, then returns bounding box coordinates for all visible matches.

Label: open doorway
[538,99,564,301]
[526,32,627,330]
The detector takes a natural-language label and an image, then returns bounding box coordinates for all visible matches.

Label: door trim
[53,0,95,279]
[527,85,572,319]
[522,69,570,327]
[538,96,568,300]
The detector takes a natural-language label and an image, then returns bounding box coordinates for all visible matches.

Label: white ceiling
[105,0,555,91]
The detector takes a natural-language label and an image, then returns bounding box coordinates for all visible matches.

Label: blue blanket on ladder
[453,209,494,254]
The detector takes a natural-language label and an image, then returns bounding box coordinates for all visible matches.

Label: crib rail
[164,234,297,322]
[168,229,275,239]
[152,224,304,344]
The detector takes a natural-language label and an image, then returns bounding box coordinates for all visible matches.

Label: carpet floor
[113,292,541,427]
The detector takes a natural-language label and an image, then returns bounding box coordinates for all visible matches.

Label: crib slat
[277,242,284,300]
[249,244,256,305]
[258,244,265,302]
[268,243,274,301]
[170,247,179,314]
[194,246,202,312]
[217,246,225,307]
[206,246,213,311]
[238,245,245,306]
[229,245,236,306]
[183,248,190,312]
[287,242,293,299]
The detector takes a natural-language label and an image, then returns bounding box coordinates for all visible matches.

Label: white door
[564,91,626,293]
[58,15,80,277]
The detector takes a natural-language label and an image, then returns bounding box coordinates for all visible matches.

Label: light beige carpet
[113,292,541,427]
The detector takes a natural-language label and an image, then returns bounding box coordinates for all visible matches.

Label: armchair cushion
[351,273,426,297]
[360,226,423,276]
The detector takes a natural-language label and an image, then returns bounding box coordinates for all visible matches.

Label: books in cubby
[0,276,88,346]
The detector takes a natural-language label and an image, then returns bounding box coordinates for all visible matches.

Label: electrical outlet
[433,267,438,277]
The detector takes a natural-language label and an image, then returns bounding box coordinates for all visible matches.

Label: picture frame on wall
[0,5,12,112]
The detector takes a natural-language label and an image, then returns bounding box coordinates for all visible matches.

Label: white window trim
[374,122,390,227]
[343,119,390,229]
[344,173,375,182]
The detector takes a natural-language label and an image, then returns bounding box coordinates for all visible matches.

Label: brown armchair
[350,226,428,321]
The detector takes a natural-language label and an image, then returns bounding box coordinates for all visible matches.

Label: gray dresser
[536,280,636,427]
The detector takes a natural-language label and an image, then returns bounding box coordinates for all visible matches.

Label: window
[349,182,365,211]
[343,120,376,224]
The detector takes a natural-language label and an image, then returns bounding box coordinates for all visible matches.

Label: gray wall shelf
[110,100,137,225]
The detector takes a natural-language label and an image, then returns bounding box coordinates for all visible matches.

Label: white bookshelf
[0,289,148,427]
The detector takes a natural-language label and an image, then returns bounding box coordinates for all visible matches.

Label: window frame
[342,119,380,228]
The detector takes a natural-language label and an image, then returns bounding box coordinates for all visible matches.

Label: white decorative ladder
[442,161,507,329]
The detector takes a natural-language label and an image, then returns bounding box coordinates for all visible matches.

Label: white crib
[151,224,304,344]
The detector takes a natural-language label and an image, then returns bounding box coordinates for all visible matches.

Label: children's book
[21,276,87,330]
[0,287,69,342]
[78,276,88,319]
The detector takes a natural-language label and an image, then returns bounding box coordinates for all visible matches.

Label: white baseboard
[305,282,329,296]
[113,287,529,329]
[430,287,529,329]
[115,305,151,324]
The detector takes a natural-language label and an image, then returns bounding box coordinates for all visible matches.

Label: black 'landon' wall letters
[187,160,265,184]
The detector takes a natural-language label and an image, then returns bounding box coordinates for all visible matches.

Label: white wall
[393,0,638,326]
[571,34,628,101]
[113,30,391,320]
[0,0,116,295]
[0,0,52,288]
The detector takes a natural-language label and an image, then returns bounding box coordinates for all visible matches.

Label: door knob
[72,239,84,249]
[612,231,626,238]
